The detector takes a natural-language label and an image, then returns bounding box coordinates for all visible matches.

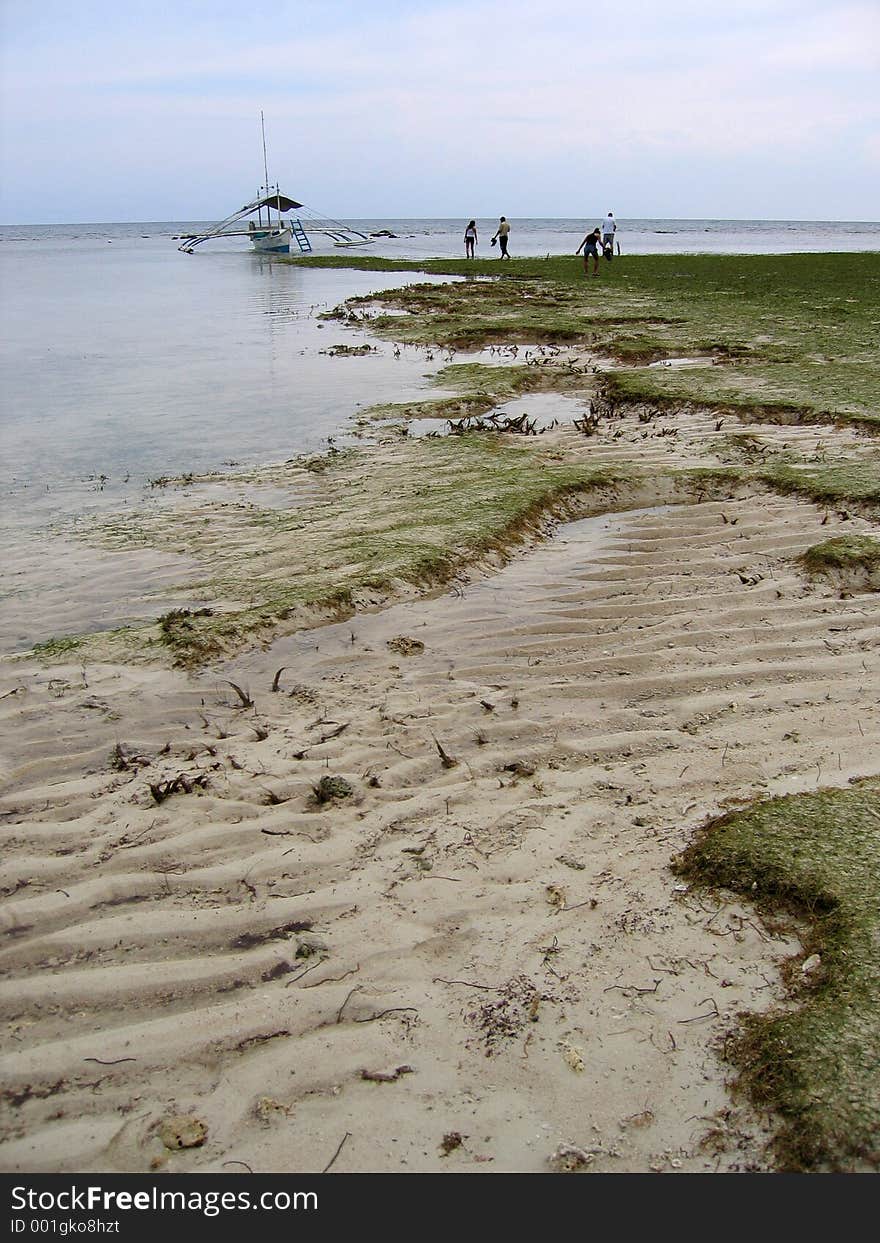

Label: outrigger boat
[178,188,303,255]
[178,114,369,256]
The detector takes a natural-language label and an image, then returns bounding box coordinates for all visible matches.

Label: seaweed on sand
[674,780,880,1170]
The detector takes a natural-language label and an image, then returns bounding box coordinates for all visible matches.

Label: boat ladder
[291,218,312,253]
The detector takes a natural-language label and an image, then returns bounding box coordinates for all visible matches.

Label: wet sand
[2,403,879,1173]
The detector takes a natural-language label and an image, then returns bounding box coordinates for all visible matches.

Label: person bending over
[576,227,602,277]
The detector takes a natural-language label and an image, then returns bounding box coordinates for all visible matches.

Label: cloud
[1,0,877,221]
[763,3,880,69]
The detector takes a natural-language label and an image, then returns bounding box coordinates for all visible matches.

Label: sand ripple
[2,411,879,1173]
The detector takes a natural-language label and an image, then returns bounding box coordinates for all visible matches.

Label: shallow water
[340,216,880,260]
[0,238,456,531]
[378,392,590,439]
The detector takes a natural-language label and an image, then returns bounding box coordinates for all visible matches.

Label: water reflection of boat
[179,114,368,256]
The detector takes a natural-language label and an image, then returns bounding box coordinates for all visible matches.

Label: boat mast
[260,110,276,231]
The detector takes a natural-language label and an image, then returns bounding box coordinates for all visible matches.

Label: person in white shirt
[602,212,617,260]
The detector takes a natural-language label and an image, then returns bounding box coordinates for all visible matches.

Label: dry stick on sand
[603,979,662,995]
[353,1007,419,1024]
[284,961,324,987]
[678,997,720,1023]
[301,722,350,753]
[336,987,361,1023]
[321,1132,352,1174]
[302,964,360,989]
[433,977,503,992]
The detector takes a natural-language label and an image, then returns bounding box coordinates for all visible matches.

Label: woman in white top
[464,220,478,259]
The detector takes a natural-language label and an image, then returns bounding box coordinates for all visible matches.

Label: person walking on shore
[602,212,617,260]
[492,216,511,259]
[576,226,602,277]
[464,220,478,259]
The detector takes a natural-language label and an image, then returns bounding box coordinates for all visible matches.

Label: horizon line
[2,215,880,228]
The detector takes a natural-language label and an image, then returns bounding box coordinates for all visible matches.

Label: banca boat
[178,115,369,255]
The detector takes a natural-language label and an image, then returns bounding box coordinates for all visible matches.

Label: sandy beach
[4,0,880,1190]
[3,384,879,1172]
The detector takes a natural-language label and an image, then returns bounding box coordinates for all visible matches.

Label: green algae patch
[56,436,637,668]
[433,361,592,397]
[434,363,539,393]
[801,535,880,591]
[157,607,221,665]
[803,534,880,570]
[675,452,880,514]
[337,276,679,352]
[309,252,880,431]
[756,459,880,508]
[363,393,498,423]
[674,780,880,1170]
[31,635,86,659]
[364,362,591,424]
[602,366,880,434]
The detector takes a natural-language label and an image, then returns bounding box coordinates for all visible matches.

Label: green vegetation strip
[53,436,635,667]
[758,461,880,506]
[680,458,880,510]
[299,252,880,430]
[674,780,880,1171]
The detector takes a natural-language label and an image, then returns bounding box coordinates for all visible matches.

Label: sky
[1,0,878,224]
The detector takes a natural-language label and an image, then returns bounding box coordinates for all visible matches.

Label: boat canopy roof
[249,192,303,212]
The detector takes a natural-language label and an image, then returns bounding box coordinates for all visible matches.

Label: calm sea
[1,217,878,648]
